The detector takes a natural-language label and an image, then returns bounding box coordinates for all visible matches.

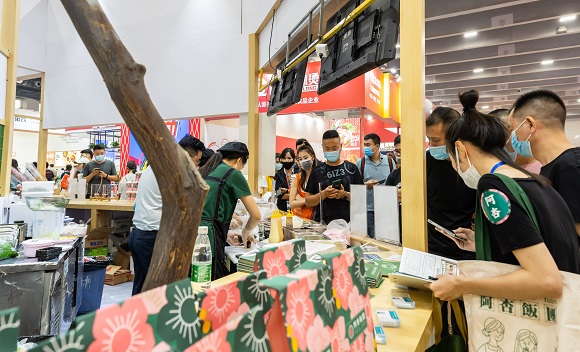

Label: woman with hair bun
[477,318,505,352]
[427,90,579,301]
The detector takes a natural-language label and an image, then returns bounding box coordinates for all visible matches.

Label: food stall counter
[66,199,135,231]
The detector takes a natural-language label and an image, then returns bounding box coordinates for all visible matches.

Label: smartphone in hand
[332,179,342,189]
[427,219,464,241]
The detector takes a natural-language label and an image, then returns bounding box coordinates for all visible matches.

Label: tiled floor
[100,281,133,308]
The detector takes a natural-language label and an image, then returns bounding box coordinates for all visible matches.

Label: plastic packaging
[21,238,55,258]
[269,210,284,243]
[25,162,45,181]
[323,219,351,246]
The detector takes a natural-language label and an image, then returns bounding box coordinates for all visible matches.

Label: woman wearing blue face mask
[427,90,580,302]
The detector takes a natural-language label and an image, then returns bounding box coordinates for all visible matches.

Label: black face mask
[282,161,295,170]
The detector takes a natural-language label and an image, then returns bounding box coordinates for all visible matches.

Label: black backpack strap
[361,156,366,178]
[206,167,236,219]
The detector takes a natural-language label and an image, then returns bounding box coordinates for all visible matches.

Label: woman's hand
[435,227,476,252]
[242,228,256,248]
[425,275,465,301]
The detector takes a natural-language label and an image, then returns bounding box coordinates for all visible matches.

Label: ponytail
[446,90,550,187]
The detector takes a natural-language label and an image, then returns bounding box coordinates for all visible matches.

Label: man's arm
[576,223,580,238]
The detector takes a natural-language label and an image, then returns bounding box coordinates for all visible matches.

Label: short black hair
[394,135,401,145]
[199,148,215,167]
[511,90,567,128]
[11,159,18,169]
[127,161,137,172]
[426,107,461,132]
[65,164,73,171]
[275,153,281,159]
[322,129,340,141]
[81,148,93,159]
[488,108,511,127]
[363,133,380,145]
[280,147,296,160]
[178,134,205,153]
[93,144,106,151]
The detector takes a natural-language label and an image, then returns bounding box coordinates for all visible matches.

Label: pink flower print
[348,287,365,319]
[365,329,375,352]
[184,326,232,352]
[343,249,355,266]
[262,248,289,278]
[351,334,366,352]
[288,269,318,291]
[201,282,241,328]
[151,342,171,352]
[307,315,331,352]
[286,279,315,351]
[332,255,353,310]
[137,284,168,314]
[88,299,155,352]
[226,302,250,329]
[280,242,295,260]
[328,316,349,352]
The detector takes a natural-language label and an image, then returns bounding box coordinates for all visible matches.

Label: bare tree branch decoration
[60,0,209,291]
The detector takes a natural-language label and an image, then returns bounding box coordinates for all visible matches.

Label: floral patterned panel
[320,247,376,352]
[185,305,271,352]
[261,263,338,352]
[254,239,307,279]
[29,279,205,352]
[0,307,19,352]
[195,270,272,336]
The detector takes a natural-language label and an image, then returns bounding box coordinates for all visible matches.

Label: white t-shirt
[132,167,162,231]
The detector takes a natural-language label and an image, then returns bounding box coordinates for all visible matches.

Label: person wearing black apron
[199,142,261,280]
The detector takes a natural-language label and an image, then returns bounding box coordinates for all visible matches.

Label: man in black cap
[129,134,205,295]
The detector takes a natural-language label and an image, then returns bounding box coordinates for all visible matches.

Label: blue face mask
[363,147,374,157]
[430,145,449,160]
[504,147,517,162]
[95,155,105,163]
[324,151,340,163]
[275,163,282,171]
[510,120,533,158]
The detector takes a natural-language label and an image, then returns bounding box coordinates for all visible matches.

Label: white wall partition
[43,0,250,129]
[18,0,47,73]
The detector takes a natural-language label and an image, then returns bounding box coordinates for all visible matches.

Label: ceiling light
[577,99,580,103]
[396,77,402,83]
[390,68,397,74]
[395,43,400,48]
[541,60,554,65]
[473,68,484,73]
[464,31,478,38]
[366,115,372,121]
[482,105,489,109]
[556,25,568,34]
[560,15,577,23]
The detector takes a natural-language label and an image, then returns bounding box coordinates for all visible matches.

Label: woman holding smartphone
[289,144,318,220]
[427,90,579,301]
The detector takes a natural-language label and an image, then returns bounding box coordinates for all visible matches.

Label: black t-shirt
[426,151,477,260]
[385,167,401,186]
[274,168,292,211]
[477,174,580,274]
[540,147,580,223]
[305,161,363,223]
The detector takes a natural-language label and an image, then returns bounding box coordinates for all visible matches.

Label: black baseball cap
[218,142,249,157]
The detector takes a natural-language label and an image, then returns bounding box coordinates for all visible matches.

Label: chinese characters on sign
[303,72,319,92]
[478,296,556,323]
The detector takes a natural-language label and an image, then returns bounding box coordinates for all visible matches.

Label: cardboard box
[114,243,131,270]
[105,265,133,286]
[84,227,115,249]
[84,247,108,257]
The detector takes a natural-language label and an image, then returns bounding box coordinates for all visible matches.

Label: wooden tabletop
[66,199,135,212]
[211,248,433,352]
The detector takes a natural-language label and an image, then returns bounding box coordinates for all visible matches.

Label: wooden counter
[211,247,433,352]
[66,199,135,230]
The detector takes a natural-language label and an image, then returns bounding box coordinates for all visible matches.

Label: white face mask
[455,147,481,190]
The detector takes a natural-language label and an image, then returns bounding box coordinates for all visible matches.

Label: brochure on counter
[389,247,459,290]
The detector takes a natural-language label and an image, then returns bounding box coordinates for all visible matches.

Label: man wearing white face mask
[509,90,580,237]
[305,130,363,224]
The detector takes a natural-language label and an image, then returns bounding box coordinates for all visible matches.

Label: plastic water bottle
[191,226,212,290]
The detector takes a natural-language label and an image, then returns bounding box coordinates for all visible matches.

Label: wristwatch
[105,174,108,180]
